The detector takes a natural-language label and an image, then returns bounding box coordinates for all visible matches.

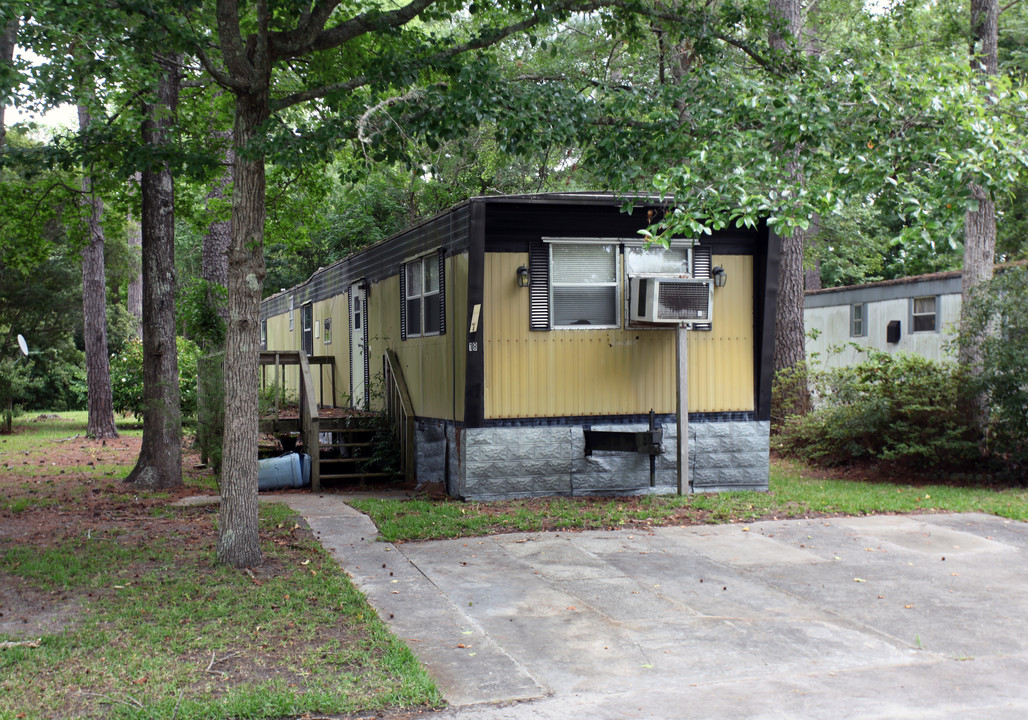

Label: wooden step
[320,472,398,480]
[320,441,374,449]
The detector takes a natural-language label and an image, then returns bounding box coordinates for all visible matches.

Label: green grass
[0,504,441,720]
[350,459,1028,543]
[0,411,142,452]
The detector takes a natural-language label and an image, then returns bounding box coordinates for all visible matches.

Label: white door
[350,283,366,408]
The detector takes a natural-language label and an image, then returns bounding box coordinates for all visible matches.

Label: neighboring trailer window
[288,296,294,331]
[260,319,267,350]
[911,296,937,332]
[550,243,619,328]
[850,303,867,337]
[323,317,332,345]
[402,252,445,338]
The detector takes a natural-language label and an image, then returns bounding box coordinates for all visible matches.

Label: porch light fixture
[516,265,530,288]
[712,266,727,288]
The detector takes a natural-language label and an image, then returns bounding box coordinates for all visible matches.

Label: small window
[260,319,267,349]
[550,243,619,328]
[850,303,866,337]
[402,253,445,338]
[323,317,332,345]
[912,296,937,332]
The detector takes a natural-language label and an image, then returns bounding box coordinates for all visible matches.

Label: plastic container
[257,452,311,490]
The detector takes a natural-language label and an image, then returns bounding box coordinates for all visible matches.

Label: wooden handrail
[258,351,326,490]
[384,349,416,485]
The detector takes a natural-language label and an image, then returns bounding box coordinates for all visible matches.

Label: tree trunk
[217,90,268,569]
[126,212,143,335]
[1,15,17,151]
[78,103,119,440]
[126,53,182,489]
[203,130,233,313]
[960,0,998,428]
[768,0,809,416]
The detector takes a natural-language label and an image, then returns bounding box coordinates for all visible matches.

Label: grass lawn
[349,457,1028,543]
[4,410,1025,719]
[0,412,440,720]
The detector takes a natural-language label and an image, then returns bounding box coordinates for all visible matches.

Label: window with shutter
[401,253,446,338]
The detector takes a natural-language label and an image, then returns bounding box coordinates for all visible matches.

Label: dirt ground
[0,417,215,640]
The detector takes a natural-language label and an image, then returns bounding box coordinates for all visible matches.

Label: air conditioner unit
[629,275,713,325]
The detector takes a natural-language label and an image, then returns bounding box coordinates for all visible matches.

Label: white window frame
[288,296,294,331]
[850,303,867,338]
[911,296,938,333]
[405,254,442,338]
[323,317,332,345]
[546,239,621,330]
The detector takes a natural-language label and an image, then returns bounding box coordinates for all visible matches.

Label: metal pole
[676,324,689,495]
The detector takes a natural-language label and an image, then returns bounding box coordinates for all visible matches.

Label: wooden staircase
[317,419,400,485]
[258,350,411,490]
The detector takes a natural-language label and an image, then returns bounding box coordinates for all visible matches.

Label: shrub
[959,266,1028,477]
[110,337,202,421]
[777,349,979,470]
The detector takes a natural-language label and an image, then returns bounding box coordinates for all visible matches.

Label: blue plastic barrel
[257,452,311,490]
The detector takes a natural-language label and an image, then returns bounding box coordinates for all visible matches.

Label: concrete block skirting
[415,419,770,500]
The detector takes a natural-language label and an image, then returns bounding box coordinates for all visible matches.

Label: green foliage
[777,350,979,470]
[258,381,299,416]
[109,337,202,420]
[959,266,1028,476]
[177,278,226,350]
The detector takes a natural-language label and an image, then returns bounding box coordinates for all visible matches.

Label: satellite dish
[17,334,28,357]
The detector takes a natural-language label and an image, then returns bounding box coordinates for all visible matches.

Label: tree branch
[215,0,257,87]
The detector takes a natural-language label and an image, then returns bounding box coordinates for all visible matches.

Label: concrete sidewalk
[275,494,1028,719]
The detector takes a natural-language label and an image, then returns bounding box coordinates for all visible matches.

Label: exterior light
[516,265,530,288]
[712,266,727,288]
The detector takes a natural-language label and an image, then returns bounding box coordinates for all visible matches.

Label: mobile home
[260,193,780,500]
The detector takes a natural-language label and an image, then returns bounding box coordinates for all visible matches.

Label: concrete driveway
[277,494,1028,719]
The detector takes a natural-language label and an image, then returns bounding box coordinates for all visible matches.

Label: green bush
[777,349,979,470]
[110,337,202,420]
[959,266,1028,477]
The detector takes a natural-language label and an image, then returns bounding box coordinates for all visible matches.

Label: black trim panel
[463,202,487,428]
[483,411,757,428]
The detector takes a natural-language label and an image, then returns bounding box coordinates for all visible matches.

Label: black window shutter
[692,246,712,331]
[399,264,407,341]
[529,239,550,330]
[437,248,446,336]
[362,292,370,406]
[347,290,353,401]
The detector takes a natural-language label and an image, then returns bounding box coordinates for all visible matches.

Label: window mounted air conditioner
[629,275,713,325]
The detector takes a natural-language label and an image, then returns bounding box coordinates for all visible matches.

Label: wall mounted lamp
[516,265,531,288]
[712,266,727,288]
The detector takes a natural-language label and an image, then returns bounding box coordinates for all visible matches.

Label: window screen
[912,296,937,332]
[550,244,618,327]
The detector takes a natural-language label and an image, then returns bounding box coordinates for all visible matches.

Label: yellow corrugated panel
[369,254,466,421]
[483,253,754,418]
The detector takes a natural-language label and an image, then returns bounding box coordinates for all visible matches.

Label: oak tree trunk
[960,0,999,429]
[203,130,233,316]
[78,103,118,440]
[216,90,268,569]
[126,53,182,489]
[127,174,143,335]
[768,0,810,416]
[126,214,143,335]
[1,15,17,151]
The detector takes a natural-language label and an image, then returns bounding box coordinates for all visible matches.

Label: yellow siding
[483,253,754,418]
[367,253,467,421]
[310,294,349,406]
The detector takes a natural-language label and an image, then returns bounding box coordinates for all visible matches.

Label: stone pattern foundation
[414,419,770,500]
